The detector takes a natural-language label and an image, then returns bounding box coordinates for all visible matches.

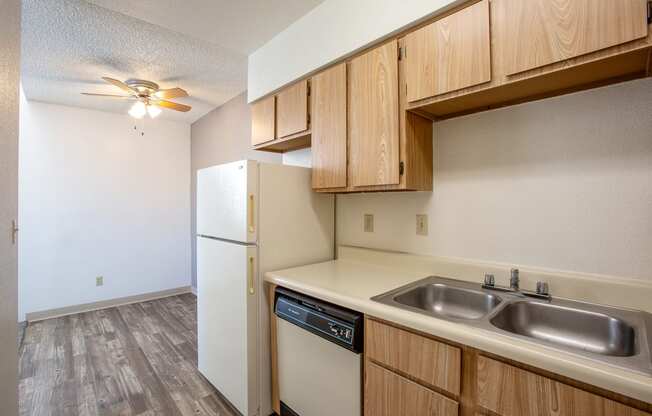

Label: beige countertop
[265,246,652,404]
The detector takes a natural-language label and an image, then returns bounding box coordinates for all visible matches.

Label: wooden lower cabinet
[364,318,652,416]
[365,361,458,416]
[366,318,461,395]
[477,356,651,416]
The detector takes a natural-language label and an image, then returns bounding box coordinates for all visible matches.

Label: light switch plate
[416,214,428,236]
[364,214,374,233]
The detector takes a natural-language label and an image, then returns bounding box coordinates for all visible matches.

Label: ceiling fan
[81,77,192,118]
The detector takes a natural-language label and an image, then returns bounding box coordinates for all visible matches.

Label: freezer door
[197,237,258,416]
[197,160,258,243]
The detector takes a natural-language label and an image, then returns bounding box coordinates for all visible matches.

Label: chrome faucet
[510,268,519,291]
[482,268,551,301]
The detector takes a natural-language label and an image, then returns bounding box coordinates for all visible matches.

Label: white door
[197,237,258,416]
[196,160,258,243]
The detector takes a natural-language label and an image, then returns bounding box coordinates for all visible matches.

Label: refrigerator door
[197,236,258,416]
[197,160,258,243]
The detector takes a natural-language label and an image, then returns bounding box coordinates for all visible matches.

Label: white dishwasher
[274,287,363,416]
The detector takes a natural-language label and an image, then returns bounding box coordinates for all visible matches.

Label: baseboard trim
[26,286,192,322]
[190,286,197,296]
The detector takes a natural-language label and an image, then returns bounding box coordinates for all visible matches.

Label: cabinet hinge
[399,161,404,175]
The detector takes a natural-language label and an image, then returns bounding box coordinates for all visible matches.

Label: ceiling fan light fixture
[129,101,147,119]
[84,78,191,117]
[147,104,162,118]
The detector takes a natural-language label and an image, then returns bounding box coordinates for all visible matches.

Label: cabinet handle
[248,256,255,295]
[248,194,255,233]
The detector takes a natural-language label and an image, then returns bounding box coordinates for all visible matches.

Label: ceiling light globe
[147,105,162,118]
[129,101,147,119]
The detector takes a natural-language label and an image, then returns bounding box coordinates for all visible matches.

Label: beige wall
[190,92,282,286]
[337,79,652,281]
[0,0,20,413]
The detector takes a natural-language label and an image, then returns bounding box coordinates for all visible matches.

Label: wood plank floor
[18,294,240,416]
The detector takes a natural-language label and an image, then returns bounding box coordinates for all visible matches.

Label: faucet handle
[509,268,520,290]
[536,281,549,296]
[484,273,495,286]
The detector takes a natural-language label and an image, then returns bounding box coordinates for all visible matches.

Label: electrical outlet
[96,276,104,287]
[416,214,428,236]
[364,214,374,233]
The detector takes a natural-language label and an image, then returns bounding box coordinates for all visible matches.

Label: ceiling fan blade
[81,92,133,99]
[154,100,192,112]
[101,77,137,95]
[155,87,188,99]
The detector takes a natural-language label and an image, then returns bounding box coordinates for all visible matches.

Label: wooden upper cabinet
[251,95,276,146]
[276,79,309,138]
[311,63,347,190]
[405,0,491,102]
[497,0,650,75]
[477,356,651,416]
[349,40,400,188]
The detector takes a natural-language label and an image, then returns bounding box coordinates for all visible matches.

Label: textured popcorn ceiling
[21,0,323,123]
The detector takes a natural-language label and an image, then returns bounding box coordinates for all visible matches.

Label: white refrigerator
[196,160,334,416]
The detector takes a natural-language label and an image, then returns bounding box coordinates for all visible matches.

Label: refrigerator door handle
[248,194,255,233]
[248,256,255,295]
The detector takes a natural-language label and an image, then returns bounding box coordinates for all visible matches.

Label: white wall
[248,0,463,101]
[282,148,312,167]
[19,96,191,321]
[337,79,652,281]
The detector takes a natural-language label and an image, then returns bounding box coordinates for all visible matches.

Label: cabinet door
[251,96,275,146]
[366,318,461,395]
[497,0,649,75]
[405,0,491,102]
[477,356,651,416]
[276,80,309,138]
[365,361,459,416]
[349,40,400,187]
[311,63,347,189]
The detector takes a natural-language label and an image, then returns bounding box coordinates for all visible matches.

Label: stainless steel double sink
[371,276,652,376]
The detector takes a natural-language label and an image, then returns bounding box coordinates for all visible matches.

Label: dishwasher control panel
[327,322,353,343]
[275,287,363,353]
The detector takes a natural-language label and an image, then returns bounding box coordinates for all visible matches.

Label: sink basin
[371,276,502,320]
[393,283,502,320]
[371,275,652,376]
[490,301,636,357]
